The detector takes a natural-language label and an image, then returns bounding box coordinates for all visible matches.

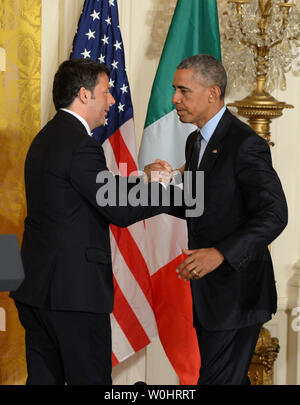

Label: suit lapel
[199,108,232,175]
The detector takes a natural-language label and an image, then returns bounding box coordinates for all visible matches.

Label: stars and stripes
[71,0,133,145]
[70,0,158,367]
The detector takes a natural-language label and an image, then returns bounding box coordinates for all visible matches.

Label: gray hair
[177,54,227,99]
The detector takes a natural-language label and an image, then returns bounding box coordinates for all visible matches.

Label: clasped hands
[143,159,174,186]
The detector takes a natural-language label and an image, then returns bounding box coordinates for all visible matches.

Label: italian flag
[138,0,222,385]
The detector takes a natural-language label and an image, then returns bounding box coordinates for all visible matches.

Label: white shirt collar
[60,108,92,136]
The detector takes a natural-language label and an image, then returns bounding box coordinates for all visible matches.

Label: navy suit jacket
[11,110,174,313]
[184,108,288,330]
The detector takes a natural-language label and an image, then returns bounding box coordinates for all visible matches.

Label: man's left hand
[176,248,225,281]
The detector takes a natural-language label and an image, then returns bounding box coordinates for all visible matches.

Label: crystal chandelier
[220,0,300,94]
[218,0,300,144]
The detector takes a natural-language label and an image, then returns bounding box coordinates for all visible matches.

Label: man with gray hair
[144,54,288,384]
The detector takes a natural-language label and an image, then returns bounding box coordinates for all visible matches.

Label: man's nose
[172,91,180,104]
[109,94,115,106]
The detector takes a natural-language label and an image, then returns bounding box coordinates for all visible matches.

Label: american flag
[70,0,158,366]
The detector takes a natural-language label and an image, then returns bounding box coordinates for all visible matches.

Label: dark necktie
[189,130,202,172]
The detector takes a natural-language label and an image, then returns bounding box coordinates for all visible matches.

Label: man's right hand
[143,159,173,185]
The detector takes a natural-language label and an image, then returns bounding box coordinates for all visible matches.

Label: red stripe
[108,125,154,359]
[109,128,137,175]
[151,254,200,385]
[112,352,119,367]
[110,225,153,308]
[113,276,151,352]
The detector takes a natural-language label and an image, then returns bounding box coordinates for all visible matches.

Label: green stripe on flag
[144,0,221,129]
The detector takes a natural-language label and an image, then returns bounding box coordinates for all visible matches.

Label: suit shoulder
[49,113,87,144]
[227,111,268,148]
[32,112,97,156]
[27,114,101,171]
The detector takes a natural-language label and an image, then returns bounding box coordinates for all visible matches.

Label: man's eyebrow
[172,84,190,90]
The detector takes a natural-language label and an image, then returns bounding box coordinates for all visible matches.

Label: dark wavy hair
[52,58,110,110]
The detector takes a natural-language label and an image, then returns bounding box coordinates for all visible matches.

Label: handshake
[142,159,203,218]
[143,159,184,187]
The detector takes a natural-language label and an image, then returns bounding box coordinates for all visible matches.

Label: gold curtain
[0,0,41,385]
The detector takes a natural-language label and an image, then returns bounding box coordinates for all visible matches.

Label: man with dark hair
[52,59,111,110]
[10,58,174,385]
[145,54,288,385]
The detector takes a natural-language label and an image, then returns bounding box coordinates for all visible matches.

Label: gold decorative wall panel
[0,0,41,385]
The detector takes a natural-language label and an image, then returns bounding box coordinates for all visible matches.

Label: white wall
[41,0,300,385]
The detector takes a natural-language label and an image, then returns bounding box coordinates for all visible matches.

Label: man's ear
[208,86,221,103]
[77,86,90,104]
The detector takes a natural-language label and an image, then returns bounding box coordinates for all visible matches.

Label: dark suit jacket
[11,110,172,313]
[184,108,288,331]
